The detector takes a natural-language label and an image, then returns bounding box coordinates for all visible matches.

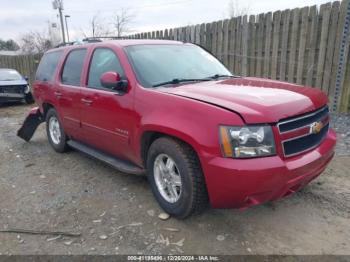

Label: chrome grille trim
[277,106,329,134]
[278,106,330,157]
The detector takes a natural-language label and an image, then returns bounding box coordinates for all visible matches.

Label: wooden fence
[129,0,350,112]
[0,54,42,86]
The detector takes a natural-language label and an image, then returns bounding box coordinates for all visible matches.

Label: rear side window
[61,49,87,86]
[35,51,62,82]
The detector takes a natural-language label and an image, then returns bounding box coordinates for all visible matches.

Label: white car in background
[0,68,33,105]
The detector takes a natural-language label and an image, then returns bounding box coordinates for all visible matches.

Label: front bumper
[0,92,25,102]
[202,128,336,209]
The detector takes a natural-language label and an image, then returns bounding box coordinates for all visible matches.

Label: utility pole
[65,15,70,42]
[52,0,66,43]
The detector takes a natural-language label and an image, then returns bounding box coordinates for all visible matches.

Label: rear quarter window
[35,51,63,82]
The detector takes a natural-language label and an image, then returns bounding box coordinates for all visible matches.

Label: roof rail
[54,41,77,48]
[53,36,131,49]
[82,36,129,41]
[53,38,102,48]
[81,38,102,43]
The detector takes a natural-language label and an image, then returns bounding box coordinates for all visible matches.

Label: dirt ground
[0,103,349,255]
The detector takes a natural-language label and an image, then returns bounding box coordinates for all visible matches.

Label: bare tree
[20,30,53,54]
[0,39,20,51]
[82,13,111,38]
[111,8,135,37]
[227,0,250,18]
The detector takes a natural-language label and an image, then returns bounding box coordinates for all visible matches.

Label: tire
[46,108,68,153]
[147,137,208,219]
[24,92,34,104]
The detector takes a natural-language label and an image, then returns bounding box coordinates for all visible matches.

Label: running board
[67,140,145,175]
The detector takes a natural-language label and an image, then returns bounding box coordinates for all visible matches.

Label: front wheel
[147,137,208,219]
[46,108,68,153]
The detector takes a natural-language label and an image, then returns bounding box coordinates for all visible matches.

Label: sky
[0,0,332,43]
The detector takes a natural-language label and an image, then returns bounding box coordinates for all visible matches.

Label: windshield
[125,44,232,87]
[0,69,22,81]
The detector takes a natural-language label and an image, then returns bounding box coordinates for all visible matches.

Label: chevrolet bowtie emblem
[310,121,323,134]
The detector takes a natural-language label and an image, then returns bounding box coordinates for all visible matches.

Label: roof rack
[53,36,132,49]
[54,41,78,48]
[82,36,129,41]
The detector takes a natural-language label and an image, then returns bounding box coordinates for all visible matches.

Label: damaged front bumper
[17,107,44,142]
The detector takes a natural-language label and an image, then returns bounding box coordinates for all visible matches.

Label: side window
[88,48,124,89]
[35,51,62,82]
[61,49,87,86]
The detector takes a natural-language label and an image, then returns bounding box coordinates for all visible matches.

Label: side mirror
[24,76,29,81]
[100,71,128,92]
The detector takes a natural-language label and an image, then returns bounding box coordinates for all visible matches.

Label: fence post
[340,51,350,112]
[241,15,249,76]
[335,0,350,112]
[271,11,281,80]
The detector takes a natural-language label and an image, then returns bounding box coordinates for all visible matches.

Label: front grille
[0,85,25,94]
[278,106,330,157]
[278,106,329,133]
[283,124,329,156]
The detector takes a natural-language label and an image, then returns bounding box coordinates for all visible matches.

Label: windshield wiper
[152,78,211,87]
[152,74,240,87]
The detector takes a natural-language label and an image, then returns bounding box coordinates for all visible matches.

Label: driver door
[79,47,134,160]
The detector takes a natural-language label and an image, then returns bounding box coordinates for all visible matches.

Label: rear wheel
[46,108,68,153]
[147,137,208,219]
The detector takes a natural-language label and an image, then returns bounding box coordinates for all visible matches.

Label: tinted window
[88,48,124,89]
[35,51,62,82]
[62,49,87,86]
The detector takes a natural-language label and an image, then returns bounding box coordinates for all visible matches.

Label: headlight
[219,125,276,158]
[24,85,31,94]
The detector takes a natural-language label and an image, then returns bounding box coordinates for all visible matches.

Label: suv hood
[158,77,328,123]
[0,79,27,86]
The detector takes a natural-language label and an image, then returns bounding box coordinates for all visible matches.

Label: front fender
[140,124,204,156]
[134,88,245,164]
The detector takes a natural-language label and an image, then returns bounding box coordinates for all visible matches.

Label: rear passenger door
[57,48,87,139]
[80,47,134,160]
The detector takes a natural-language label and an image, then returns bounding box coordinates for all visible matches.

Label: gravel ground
[0,103,349,255]
[331,113,350,155]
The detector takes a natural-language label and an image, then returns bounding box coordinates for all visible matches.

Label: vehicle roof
[49,39,185,53]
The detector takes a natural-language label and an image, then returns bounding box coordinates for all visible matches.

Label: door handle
[54,91,62,99]
[81,98,93,106]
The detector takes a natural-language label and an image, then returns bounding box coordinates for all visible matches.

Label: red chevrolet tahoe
[21,40,336,218]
